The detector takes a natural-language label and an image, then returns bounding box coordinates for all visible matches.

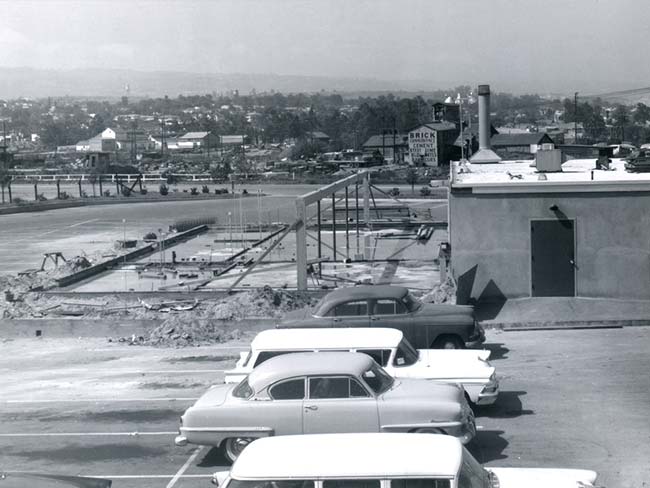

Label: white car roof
[251,328,404,351]
[231,433,462,479]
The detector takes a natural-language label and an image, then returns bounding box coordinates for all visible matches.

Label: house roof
[307,130,330,139]
[490,133,553,147]
[418,122,457,132]
[362,134,408,148]
[180,131,210,139]
[230,433,463,479]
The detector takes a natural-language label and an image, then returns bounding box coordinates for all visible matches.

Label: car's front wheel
[432,335,464,349]
[223,437,254,464]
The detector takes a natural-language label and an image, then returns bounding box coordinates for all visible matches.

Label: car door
[369,298,412,336]
[302,375,379,434]
[252,377,306,436]
[330,300,371,327]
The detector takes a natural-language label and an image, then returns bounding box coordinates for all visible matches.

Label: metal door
[531,219,576,297]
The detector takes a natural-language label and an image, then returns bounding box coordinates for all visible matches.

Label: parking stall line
[4,397,199,404]
[166,447,205,488]
[0,431,178,437]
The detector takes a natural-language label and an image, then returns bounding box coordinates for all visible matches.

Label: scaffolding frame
[295,171,370,290]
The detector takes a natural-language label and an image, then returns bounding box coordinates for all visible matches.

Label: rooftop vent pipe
[469,84,501,164]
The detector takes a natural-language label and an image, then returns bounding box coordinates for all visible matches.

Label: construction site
[0,173,450,346]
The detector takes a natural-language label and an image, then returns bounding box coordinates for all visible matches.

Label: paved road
[0,184,448,274]
[2,327,649,488]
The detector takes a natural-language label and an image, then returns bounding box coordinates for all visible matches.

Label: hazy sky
[1,0,649,94]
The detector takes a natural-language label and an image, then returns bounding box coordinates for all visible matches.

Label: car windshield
[232,378,253,399]
[393,340,419,367]
[458,447,490,488]
[403,292,422,312]
[361,363,394,394]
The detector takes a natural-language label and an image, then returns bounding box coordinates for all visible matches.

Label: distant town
[1,87,649,191]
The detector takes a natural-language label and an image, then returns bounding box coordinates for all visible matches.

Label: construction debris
[419,277,457,304]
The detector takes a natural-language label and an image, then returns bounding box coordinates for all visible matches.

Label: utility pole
[160,117,165,159]
[2,120,7,170]
[574,92,579,144]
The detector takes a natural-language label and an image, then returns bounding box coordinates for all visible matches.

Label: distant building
[178,131,219,150]
[490,132,555,156]
[407,122,458,167]
[362,133,408,163]
[306,131,331,144]
[220,135,245,146]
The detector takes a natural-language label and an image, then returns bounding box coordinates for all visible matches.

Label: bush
[37,193,47,202]
[143,232,157,241]
[214,188,228,194]
[13,197,25,205]
[201,185,210,194]
[420,186,432,196]
[140,188,148,195]
[59,191,70,200]
[159,184,169,196]
[81,190,88,198]
[190,187,199,195]
[388,187,400,197]
[103,190,111,197]
[242,189,248,195]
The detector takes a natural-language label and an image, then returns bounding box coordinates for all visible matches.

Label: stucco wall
[449,190,650,303]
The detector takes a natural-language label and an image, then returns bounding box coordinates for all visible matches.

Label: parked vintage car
[176,352,476,462]
[225,328,499,405]
[212,433,599,488]
[278,285,484,349]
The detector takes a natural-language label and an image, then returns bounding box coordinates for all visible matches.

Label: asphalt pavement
[2,327,649,488]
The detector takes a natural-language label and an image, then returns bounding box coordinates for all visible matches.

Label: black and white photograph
[1,1,649,487]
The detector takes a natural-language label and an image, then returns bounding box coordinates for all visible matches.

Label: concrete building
[490,132,555,156]
[448,155,650,303]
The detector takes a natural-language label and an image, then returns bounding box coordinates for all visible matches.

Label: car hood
[418,302,475,318]
[192,384,233,407]
[487,468,598,488]
[414,349,495,380]
[382,378,464,404]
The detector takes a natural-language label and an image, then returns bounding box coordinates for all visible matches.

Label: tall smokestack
[469,84,501,163]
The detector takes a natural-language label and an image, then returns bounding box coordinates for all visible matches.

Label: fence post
[56,179,61,199]
[34,181,38,201]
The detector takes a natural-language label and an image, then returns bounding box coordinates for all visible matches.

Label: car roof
[314,285,409,314]
[251,328,404,351]
[231,433,462,479]
[247,352,375,391]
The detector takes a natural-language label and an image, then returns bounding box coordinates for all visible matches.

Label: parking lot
[2,326,649,488]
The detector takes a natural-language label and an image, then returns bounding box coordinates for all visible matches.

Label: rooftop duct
[469,84,502,164]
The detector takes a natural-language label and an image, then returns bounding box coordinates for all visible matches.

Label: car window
[334,300,368,316]
[228,480,315,488]
[309,376,370,399]
[232,379,253,399]
[373,299,406,315]
[393,340,419,367]
[403,292,422,312]
[390,480,450,488]
[323,480,380,488]
[269,378,305,400]
[254,350,311,368]
[357,348,392,367]
[361,364,394,395]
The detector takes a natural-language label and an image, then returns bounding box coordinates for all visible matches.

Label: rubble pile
[136,318,244,347]
[419,277,457,304]
[204,285,315,321]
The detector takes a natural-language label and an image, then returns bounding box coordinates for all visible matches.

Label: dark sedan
[278,285,484,349]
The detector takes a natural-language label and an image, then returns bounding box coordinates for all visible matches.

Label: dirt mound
[137,318,245,347]
[204,286,315,321]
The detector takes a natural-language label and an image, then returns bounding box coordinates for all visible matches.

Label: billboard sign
[408,126,438,166]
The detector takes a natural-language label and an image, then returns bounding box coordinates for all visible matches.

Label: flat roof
[247,352,374,391]
[231,433,462,479]
[451,158,650,193]
[251,328,404,351]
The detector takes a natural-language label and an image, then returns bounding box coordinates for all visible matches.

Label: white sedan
[225,327,498,405]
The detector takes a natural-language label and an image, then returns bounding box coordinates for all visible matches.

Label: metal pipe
[345,186,349,259]
[478,84,491,150]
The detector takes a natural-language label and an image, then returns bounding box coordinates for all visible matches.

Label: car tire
[223,437,254,464]
[414,427,443,434]
[432,335,464,349]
